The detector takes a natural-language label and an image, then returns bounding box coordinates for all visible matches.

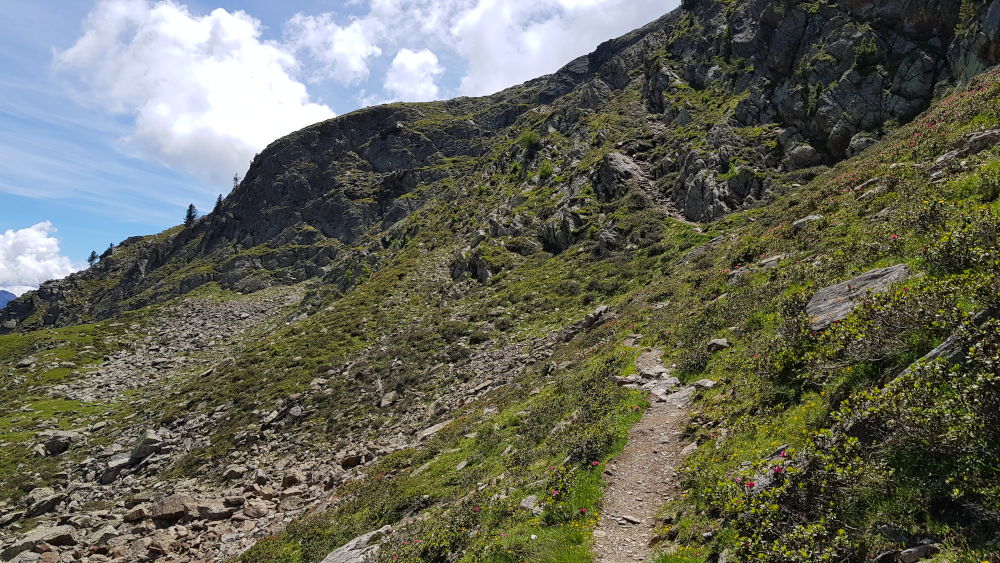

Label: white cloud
[384,48,444,101]
[55,0,335,187]
[448,0,673,96]
[309,0,674,98]
[0,222,80,296]
[286,13,383,85]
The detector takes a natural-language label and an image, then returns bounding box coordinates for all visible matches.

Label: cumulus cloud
[311,0,671,96]
[448,0,672,95]
[384,48,444,101]
[285,13,383,85]
[0,222,80,296]
[55,0,335,187]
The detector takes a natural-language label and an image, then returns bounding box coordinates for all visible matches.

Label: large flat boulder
[806,265,910,330]
[320,525,392,563]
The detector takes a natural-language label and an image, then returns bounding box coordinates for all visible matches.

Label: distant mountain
[0,290,14,309]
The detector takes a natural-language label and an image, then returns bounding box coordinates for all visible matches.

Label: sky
[0,0,676,296]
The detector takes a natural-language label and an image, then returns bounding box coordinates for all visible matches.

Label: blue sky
[0,0,676,295]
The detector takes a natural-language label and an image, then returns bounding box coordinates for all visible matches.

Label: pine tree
[232,173,240,191]
[214,194,223,214]
[87,251,98,266]
[184,204,198,226]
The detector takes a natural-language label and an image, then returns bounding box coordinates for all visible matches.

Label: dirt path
[593,348,695,562]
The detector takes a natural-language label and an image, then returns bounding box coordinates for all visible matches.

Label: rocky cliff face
[5,0,999,332]
[2,2,1000,562]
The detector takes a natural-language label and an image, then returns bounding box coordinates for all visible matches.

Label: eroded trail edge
[594,348,701,563]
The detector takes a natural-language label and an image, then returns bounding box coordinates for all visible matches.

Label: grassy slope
[242,70,1000,562]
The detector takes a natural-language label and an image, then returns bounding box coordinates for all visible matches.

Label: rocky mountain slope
[2,1,1000,562]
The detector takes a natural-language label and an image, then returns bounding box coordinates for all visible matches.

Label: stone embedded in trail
[806,264,910,330]
[664,386,695,408]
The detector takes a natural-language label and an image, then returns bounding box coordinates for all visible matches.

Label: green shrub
[518,131,542,159]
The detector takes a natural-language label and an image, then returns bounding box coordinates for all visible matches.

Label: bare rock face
[594,152,646,200]
[806,265,911,330]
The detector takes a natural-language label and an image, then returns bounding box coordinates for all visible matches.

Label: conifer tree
[184,204,198,226]
[87,251,98,266]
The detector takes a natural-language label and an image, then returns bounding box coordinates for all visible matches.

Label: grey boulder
[806,265,910,330]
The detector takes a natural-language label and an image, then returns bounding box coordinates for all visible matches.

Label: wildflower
[579,508,588,514]
[473,506,481,512]
[746,481,756,489]
[890,234,899,240]
[592,460,600,467]
[773,466,786,475]
[780,450,788,458]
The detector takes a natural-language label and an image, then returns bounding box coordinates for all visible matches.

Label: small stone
[100,454,132,484]
[196,500,236,521]
[380,391,399,408]
[24,487,65,518]
[130,429,165,462]
[88,525,120,546]
[222,465,246,481]
[40,431,81,456]
[706,339,731,352]
[150,494,194,523]
[123,504,150,522]
[899,544,939,563]
[792,215,823,231]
